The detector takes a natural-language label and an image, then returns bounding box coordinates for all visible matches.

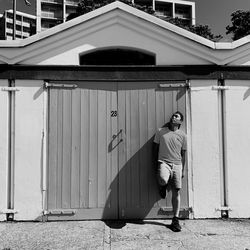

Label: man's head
[170,111,184,127]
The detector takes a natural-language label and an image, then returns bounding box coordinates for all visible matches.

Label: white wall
[0,80,8,221]
[36,22,211,66]
[1,78,250,220]
[225,80,250,218]
[14,80,44,221]
[190,80,222,218]
[23,11,212,66]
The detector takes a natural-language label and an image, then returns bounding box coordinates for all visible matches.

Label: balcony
[175,13,191,20]
[6,28,13,34]
[65,0,79,6]
[41,11,62,19]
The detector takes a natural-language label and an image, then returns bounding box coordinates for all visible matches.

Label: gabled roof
[0,1,250,65]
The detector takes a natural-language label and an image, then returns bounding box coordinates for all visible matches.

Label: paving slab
[0,221,105,250]
[0,219,250,250]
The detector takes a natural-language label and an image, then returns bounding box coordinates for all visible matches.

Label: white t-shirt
[154,126,187,165]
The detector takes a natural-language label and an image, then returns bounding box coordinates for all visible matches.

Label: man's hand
[182,171,185,179]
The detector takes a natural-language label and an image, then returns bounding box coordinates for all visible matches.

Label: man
[153,111,187,232]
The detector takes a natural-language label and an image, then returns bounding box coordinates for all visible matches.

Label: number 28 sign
[111,111,117,117]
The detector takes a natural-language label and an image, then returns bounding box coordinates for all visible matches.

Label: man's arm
[181,149,186,178]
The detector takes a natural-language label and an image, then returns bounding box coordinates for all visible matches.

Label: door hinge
[0,209,18,214]
[159,81,190,88]
[160,206,193,213]
[215,206,232,211]
[212,86,230,91]
[216,206,232,218]
[44,210,76,216]
[1,87,20,92]
[44,82,78,89]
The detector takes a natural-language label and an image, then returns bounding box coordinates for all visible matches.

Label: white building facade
[36,0,195,32]
[0,10,36,40]
[0,2,250,221]
[36,0,79,32]
[133,0,195,25]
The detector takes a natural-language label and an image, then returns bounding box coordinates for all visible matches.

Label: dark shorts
[157,161,182,189]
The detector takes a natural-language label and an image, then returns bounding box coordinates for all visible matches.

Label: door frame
[42,79,192,220]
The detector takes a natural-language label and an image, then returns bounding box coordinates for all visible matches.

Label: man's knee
[157,162,171,186]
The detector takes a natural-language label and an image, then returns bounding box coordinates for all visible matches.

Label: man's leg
[157,162,171,199]
[170,164,182,232]
[172,188,181,217]
[170,188,182,232]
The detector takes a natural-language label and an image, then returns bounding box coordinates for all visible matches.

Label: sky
[192,0,250,38]
[0,0,249,38]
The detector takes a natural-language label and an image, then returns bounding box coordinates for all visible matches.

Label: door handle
[109,129,123,152]
[112,129,123,140]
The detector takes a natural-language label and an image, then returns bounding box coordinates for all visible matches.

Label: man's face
[171,113,182,125]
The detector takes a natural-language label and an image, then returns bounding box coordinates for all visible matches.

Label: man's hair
[174,111,184,121]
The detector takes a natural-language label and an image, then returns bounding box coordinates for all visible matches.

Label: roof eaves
[0,1,215,49]
[114,1,216,49]
[214,35,250,50]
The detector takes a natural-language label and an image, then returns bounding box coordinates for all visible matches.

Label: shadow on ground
[102,219,181,232]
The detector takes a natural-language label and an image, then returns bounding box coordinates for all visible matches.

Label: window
[80,48,156,65]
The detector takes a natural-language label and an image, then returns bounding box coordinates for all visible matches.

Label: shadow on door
[102,134,189,228]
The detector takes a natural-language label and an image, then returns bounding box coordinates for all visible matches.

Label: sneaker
[170,216,182,232]
[159,185,167,199]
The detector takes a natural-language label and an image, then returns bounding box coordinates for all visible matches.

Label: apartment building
[133,0,195,25]
[36,0,79,32]
[36,0,195,32]
[0,10,36,40]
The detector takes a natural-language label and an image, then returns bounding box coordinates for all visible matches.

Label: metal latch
[44,82,78,89]
[160,207,193,213]
[44,210,76,216]
[1,87,20,92]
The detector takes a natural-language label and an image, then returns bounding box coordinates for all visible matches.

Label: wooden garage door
[117,82,188,219]
[46,81,188,220]
[47,82,119,220]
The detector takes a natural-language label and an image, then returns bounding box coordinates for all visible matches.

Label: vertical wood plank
[125,89,132,207]
[80,89,89,208]
[56,90,63,209]
[62,89,72,209]
[97,89,107,208]
[130,90,140,208]
[48,89,58,209]
[139,89,149,208]
[177,89,186,126]
[164,90,173,123]
[176,89,188,205]
[172,90,178,113]
[110,88,118,210]
[106,90,111,209]
[147,88,158,206]
[156,90,165,128]
[71,89,81,208]
[89,89,98,208]
[117,86,126,210]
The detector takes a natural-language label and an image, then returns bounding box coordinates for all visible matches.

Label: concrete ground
[0,219,250,250]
